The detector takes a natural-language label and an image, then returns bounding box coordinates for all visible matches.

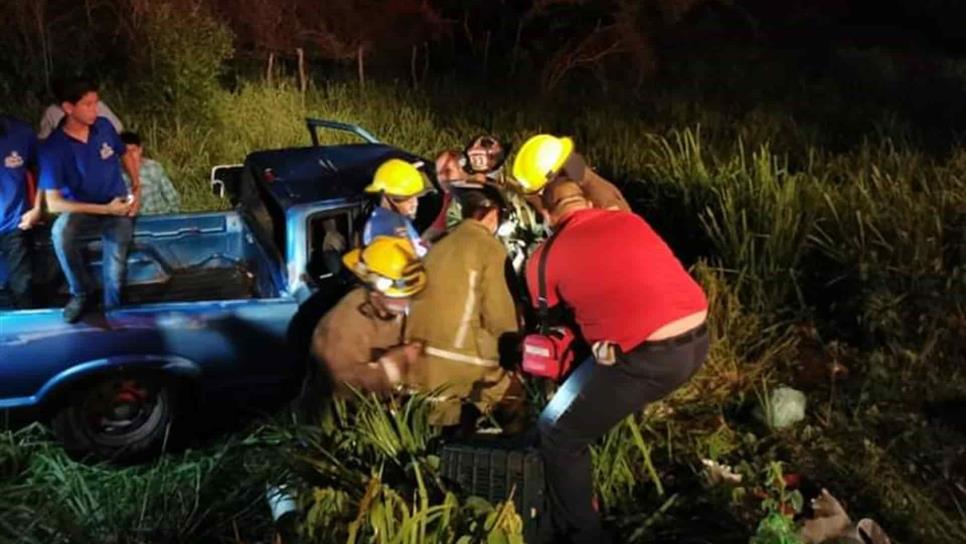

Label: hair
[120,131,142,146]
[55,77,99,106]
[435,149,461,163]
[460,188,502,221]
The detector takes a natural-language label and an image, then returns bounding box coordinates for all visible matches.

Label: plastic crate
[439,436,547,542]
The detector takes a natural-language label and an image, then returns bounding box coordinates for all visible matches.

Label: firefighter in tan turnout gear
[308,236,428,397]
[405,181,525,429]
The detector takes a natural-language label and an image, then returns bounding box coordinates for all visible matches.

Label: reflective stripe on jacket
[405,220,522,425]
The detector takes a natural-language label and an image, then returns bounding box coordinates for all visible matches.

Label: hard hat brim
[383,271,427,298]
[342,247,427,298]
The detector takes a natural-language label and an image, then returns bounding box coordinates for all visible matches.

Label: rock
[755,386,807,429]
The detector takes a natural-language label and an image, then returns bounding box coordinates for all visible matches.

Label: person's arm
[19,131,44,229]
[576,162,630,212]
[46,189,129,215]
[157,165,180,212]
[18,178,44,230]
[313,317,406,394]
[113,131,140,216]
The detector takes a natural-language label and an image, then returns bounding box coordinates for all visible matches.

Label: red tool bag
[521,223,576,381]
[522,327,575,381]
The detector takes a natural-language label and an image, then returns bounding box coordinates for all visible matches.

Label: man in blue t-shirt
[39,78,142,322]
[0,116,42,308]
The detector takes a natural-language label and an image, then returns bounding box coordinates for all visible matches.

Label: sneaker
[63,295,89,323]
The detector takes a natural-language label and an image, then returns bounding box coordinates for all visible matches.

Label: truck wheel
[51,374,177,462]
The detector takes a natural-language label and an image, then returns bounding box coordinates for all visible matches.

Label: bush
[127,0,233,120]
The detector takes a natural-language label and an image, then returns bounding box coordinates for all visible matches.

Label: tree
[122,0,234,118]
[212,0,302,84]
[298,0,447,87]
[523,0,720,91]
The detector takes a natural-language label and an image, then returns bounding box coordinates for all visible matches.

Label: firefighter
[526,179,708,543]
[307,236,428,400]
[405,181,525,430]
[363,158,433,256]
[511,133,630,214]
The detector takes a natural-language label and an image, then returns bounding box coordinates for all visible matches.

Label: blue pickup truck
[0,120,441,460]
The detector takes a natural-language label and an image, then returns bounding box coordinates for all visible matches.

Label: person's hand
[379,341,425,383]
[401,341,424,365]
[106,197,132,216]
[18,208,42,230]
[127,193,141,217]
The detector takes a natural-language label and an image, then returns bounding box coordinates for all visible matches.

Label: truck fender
[35,354,203,410]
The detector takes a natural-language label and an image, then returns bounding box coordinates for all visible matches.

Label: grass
[0,423,279,543]
[2,74,964,542]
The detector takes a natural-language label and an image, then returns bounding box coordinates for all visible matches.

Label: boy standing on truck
[362,158,433,257]
[0,116,42,308]
[38,78,141,322]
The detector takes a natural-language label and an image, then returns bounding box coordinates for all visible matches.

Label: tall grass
[0,424,279,543]
[3,76,963,542]
[270,393,525,543]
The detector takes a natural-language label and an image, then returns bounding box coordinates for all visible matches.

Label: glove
[592,341,618,366]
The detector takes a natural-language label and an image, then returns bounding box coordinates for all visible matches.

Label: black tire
[51,373,178,462]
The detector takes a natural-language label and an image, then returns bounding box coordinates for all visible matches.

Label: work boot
[63,295,90,323]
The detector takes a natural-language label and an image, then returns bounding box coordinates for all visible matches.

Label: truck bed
[0,211,281,308]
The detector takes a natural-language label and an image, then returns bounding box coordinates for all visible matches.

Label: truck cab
[0,119,441,460]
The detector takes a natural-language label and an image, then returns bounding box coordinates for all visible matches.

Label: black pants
[537,325,709,544]
[0,229,33,309]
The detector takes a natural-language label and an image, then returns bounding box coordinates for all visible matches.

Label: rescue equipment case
[439,435,547,542]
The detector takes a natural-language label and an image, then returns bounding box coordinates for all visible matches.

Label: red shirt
[429,192,453,232]
[526,208,708,351]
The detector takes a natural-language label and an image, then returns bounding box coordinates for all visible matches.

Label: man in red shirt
[525,179,709,544]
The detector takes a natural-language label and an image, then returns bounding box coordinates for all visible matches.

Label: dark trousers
[537,326,709,544]
[0,229,33,308]
[51,212,133,309]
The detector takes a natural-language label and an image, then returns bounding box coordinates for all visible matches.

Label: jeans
[51,212,133,309]
[537,326,710,544]
[0,229,33,308]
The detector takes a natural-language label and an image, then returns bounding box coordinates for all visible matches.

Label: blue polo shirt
[38,117,127,205]
[363,206,427,257]
[0,117,38,234]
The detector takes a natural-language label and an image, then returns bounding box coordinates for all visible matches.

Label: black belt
[637,322,708,350]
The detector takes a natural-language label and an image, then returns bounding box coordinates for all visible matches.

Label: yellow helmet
[342,236,427,298]
[511,134,574,194]
[365,158,433,198]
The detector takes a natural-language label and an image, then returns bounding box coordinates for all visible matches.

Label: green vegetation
[2,76,964,542]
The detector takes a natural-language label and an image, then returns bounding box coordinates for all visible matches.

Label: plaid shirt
[124,158,180,215]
